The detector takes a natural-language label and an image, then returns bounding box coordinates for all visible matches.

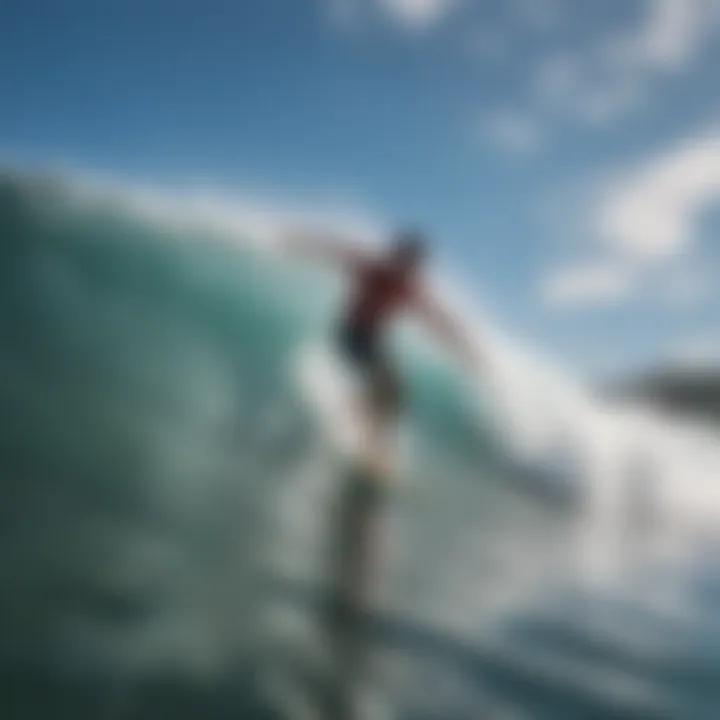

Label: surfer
[287,227,480,472]
[284,227,482,717]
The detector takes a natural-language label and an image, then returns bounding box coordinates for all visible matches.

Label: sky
[2,0,720,379]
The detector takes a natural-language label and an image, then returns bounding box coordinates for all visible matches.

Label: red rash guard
[346,259,417,332]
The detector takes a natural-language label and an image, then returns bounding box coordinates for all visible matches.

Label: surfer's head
[391,228,427,272]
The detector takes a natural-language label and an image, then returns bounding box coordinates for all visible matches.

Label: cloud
[535,51,646,127]
[533,0,720,129]
[540,125,720,312]
[481,110,544,155]
[595,127,720,258]
[322,0,463,31]
[376,0,461,29]
[541,261,636,308]
[618,0,720,71]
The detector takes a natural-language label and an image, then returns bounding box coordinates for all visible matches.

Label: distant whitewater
[2,167,720,719]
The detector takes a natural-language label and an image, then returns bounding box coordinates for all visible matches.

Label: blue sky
[2,0,720,378]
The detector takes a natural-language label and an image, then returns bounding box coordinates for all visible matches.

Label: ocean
[2,168,720,719]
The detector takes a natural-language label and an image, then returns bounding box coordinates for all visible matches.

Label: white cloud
[596,127,720,258]
[541,262,636,308]
[376,0,460,29]
[534,0,720,129]
[481,110,544,155]
[619,0,720,72]
[323,0,462,31]
[535,51,646,127]
[540,125,720,312]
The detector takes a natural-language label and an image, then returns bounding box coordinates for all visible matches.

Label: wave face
[2,169,720,719]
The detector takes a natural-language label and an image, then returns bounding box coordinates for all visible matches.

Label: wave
[1,165,719,718]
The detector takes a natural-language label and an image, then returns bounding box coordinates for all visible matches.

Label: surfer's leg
[349,353,397,612]
[371,358,401,419]
[325,468,383,718]
[337,322,399,476]
[329,326,396,715]
[325,459,389,717]
[345,470,383,604]
[362,357,400,478]
[328,470,378,621]
[332,322,388,608]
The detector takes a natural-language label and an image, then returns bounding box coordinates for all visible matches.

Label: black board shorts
[337,321,384,373]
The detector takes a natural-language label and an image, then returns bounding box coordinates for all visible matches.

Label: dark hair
[392,228,428,265]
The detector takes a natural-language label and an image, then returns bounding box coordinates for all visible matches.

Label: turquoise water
[2,169,720,719]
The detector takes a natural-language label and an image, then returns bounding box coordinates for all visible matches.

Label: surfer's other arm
[280,228,371,272]
[412,291,484,370]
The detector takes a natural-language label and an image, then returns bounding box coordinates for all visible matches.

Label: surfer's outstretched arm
[280,228,372,272]
[412,290,484,371]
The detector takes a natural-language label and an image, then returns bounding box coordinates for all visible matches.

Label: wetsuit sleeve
[410,286,483,369]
